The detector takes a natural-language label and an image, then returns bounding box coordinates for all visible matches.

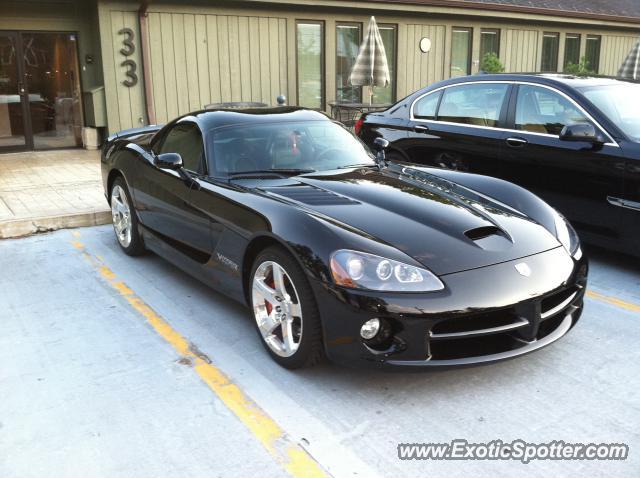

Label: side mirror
[559,123,605,144]
[372,137,390,169]
[154,152,183,170]
[373,137,390,152]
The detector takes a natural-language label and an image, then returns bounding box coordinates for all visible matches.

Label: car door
[186,125,272,302]
[135,120,212,255]
[502,83,626,243]
[401,82,512,174]
[618,141,640,254]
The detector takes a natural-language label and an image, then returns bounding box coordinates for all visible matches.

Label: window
[480,29,500,61]
[515,85,590,136]
[585,35,601,73]
[159,123,205,174]
[563,34,581,70]
[296,21,324,109]
[336,23,362,103]
[579,83,640,141]
[450,28,472,77]
[438,83,509,127]
[413,91,441,119]
[541,33,560,72]
[372,24,397,104]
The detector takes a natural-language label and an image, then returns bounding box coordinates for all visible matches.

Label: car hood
[258,166,562,275]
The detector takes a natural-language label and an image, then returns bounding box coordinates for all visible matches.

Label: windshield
[210,120,375,176]
[578,83,640,142]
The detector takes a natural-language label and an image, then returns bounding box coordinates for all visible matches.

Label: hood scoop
[465,225,513,252]
[264,185,360,206]
[465,226,501,241]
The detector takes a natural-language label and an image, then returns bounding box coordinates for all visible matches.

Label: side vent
[265,185,359,206]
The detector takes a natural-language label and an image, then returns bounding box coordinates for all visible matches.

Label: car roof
[398,73,637,109]
[179,106,330,130]
[452,73,634,88]
[429,73,634,91]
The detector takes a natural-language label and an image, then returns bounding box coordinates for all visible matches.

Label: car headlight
[330,250,444,292]
[553,210,581,258]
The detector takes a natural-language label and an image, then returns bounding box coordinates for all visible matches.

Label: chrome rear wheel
[109,177,145,256]
[110,184,132,248]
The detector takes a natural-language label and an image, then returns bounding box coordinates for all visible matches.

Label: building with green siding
[0,0,638,151]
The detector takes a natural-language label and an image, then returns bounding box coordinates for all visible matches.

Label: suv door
[504,83,626,245]
[135,121,211,255]
[402,82,512,173]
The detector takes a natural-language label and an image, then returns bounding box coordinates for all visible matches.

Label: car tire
[110,177,146,256]
[250,246,324,369]
[385,151,406,164]
[435,152,469,171]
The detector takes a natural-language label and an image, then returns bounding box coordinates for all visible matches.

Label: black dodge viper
[101,107,587,369]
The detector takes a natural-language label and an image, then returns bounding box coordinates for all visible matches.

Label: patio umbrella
[349,16,390,104]
[618,38,640,80]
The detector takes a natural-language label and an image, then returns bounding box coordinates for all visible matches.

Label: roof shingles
[367,0,640,20]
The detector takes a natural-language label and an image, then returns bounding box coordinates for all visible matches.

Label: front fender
[413,166,559,235]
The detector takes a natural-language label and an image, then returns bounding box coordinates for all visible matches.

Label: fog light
[360,318,381,340]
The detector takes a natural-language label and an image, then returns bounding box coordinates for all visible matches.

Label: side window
[437,83,509,127]
[158,123,205,174]
[413,91,441,119]
[515,85,590,136]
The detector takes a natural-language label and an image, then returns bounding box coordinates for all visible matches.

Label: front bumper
[311,246,587,369]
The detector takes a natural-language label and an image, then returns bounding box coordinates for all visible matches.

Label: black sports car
[101,107,587,369]
[356,74,640,258]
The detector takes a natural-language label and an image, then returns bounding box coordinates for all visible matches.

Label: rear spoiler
[106,124,163,143]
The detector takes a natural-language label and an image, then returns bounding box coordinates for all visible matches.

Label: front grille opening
[537,314,566,339]
[541,286,578,316]
[431,310,521,335]
[429,333,520,360]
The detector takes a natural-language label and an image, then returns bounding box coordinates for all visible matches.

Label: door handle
[18,82,26,96]
[506,137,528,148]
[414,125,429,134]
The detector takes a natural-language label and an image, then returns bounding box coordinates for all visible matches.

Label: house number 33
[118,28,138,87]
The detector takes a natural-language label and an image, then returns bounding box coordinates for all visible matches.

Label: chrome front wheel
[252,260,303,358]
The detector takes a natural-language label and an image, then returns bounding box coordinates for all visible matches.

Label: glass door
[0,31,82,152]
[21,32,83,149]
[336,23,362,103]
[0,31,29,151]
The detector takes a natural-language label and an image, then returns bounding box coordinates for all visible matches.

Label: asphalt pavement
[1,225,639,478]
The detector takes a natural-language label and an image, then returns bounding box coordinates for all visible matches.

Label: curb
[0,210,112,239]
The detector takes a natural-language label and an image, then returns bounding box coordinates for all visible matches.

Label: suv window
[515,85,590,136]
[158,123,205,174]
[437,83,508,127]
[413,91,441,119]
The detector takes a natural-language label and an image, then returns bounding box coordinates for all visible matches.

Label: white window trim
[409,80,618,147]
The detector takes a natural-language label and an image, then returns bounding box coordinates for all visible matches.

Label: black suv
[357,74,640,257]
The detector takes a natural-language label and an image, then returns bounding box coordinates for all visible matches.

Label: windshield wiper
[337,163,377,169]
[227,168,316,180]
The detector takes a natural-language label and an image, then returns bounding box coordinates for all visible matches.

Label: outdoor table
[328,102,391,128]
[204,101,268,110]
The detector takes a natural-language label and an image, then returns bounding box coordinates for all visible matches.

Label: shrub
[480,53,505,73]
[564,56,594,76]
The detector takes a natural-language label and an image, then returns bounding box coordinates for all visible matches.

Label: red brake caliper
[264,275,275,315]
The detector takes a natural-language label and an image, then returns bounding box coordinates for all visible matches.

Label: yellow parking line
[586,290,640,313]
[71,238,328,478]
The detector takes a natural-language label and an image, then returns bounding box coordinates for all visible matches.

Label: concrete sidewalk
[0,149,110,239]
